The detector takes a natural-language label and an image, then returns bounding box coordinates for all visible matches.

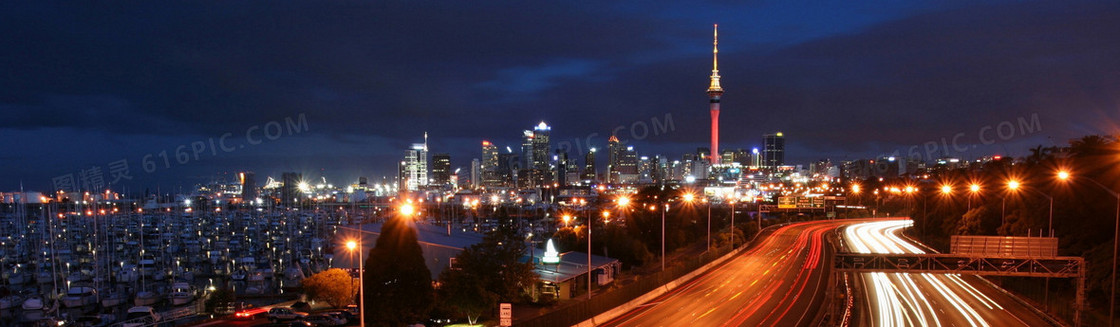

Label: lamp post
[341,233,366,327]
[617,196,631,225]
[345,240,358,310]
[357,231,364,327]
[968,183,981,211]
[1004,180,1020,227]
[728,195,736,249]
[704,198,711,250]
[587,211,592,299]
[661,201,666,272]
[1059,170,1119,324]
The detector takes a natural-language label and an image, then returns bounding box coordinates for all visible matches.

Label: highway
[844,220,1056,327]
[601,219,866,327]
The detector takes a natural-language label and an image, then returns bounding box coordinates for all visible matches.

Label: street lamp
[345,241,357,302]
[1058,170,1119,324]
[617,195,631,224]
[346,238,364,327]
[562,214,572,228]
[968,183,981,210]
[851,184,862,207]
[400,203,415,218]
[1001,180,1021,226]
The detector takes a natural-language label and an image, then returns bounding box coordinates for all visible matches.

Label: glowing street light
[966,183,981,210]
[940,185,952,195]
[562,214,572,228]
[399,203,415,218]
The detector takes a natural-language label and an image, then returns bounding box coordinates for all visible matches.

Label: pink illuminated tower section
[707,24,723,165]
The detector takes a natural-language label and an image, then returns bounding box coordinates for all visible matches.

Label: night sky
[2,1,1118,192]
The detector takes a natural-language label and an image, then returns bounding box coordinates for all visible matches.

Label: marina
[0,194,358,326]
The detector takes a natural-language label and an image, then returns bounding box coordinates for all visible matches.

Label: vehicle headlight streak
[845,220,1002,327]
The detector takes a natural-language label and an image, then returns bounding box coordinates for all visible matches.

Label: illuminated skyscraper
[607,135,622,183]
[582,148,597,182]
[707,24,723,165]
[431,153,451,186]
[619,145,639,184]
[401,133,429,192]
[763,132,785,170]
[481,140,499,186]
[531,122,552,174]
[520,130,534,169]
[481,141,498,171]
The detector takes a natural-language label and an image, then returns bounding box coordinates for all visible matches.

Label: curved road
[601,219,869,327]
[844,220,1056,327]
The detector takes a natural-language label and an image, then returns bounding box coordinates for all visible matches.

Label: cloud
[0,0,1117,190]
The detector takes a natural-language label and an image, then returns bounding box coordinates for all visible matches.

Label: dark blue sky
[2,1,1118,191]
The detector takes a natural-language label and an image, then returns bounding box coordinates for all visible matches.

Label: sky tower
[707,24,723,165]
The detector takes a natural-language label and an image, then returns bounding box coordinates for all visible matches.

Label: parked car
[304,313,344,326]
[258,322,313,327]
[321,310,351,324]
[268,307,308,322]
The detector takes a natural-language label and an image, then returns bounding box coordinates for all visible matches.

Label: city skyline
[2,1,1119,190]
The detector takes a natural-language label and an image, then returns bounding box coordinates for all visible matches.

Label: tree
[302,268,357,308]
[438,267,496,324]
[438,224,537,323]
[364,217,435,326]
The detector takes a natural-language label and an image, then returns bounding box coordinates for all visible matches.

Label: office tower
[618,145,639,184]
[431,153,451,185]
[481,140,499,186]
[763,132,785,170]
[521,130,535,169]
[240,171,257,202]
[497,152,516,186]
[607,135,622,183]
[470,159,481,189]
[721,150,735,165]
[582,147,597,182]
[402,134,429,192]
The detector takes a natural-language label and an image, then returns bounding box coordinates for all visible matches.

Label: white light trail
[845,220,1008,327]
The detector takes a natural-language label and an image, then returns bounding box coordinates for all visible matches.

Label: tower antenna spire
[713,24,719,72]
[708,24,722,93]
